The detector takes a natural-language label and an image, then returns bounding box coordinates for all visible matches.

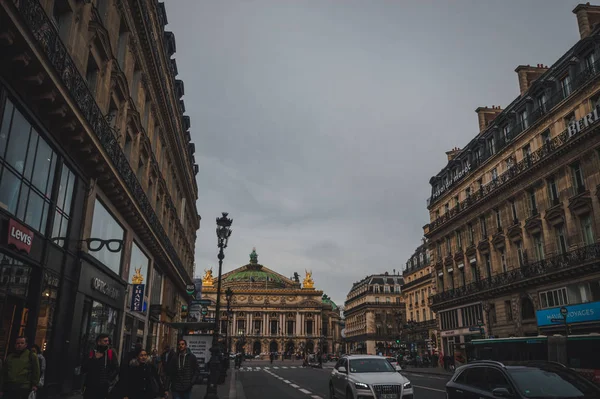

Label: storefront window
[90,199,124,274]
[0,99,57,233]
[80,299,118,357]
[0,252,31,358]
[35,271,60,354]
[128,242,149,284]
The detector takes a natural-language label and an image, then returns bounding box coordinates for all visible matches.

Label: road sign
[186,284,195,296]
[560,307,568,317]
[201,306,208,315]
[550,318,564,323]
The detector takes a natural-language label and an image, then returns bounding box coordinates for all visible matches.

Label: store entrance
[0,254,31,360]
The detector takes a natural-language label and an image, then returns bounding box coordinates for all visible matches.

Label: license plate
[381,395,397,399]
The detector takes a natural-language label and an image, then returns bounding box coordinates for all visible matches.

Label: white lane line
[312,396,323,399]
[409,373,425,377]
[273,366,279,369]
[299,388,312,394]
[283,379,291,384]
[255,367,261,370]
[291,366,297,368]
[290,384,300,388]
[264,367,270,369]
[413,385,446,393]
[282,366,288,369]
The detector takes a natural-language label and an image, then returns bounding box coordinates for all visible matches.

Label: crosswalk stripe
[274,366,279,369]
[291,366,297,368]
[282,366,288,369]
[299,388,311,394]
[290,384,300,388]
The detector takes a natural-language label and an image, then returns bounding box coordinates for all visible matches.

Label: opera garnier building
[201,249,342,357]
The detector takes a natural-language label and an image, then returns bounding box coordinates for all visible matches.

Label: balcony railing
[402,274,433,290]
[428,56,600,212]
[430,243,600,306]
[14,0,190,283]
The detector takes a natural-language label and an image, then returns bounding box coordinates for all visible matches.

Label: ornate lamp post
[205,212,232,399]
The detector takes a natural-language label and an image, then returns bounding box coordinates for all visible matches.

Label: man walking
[0,336,39,399]
[166,340,199,399]
[81,334,119,399]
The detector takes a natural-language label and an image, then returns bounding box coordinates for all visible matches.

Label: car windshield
[349,358,395,373]
[508,368,598,399]
[386,358,397,363]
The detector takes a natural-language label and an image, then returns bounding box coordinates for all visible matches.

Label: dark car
[446,360,600,399]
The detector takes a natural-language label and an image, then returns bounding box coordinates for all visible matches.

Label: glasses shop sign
[130,284,145,312]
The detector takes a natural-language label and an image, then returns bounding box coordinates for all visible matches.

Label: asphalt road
[236,360,450,399]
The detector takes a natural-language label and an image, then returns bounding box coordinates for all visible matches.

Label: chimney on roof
[475,106,503,133]
[445,147,461,161]
[515,64,549,95]
[573,3,600,39]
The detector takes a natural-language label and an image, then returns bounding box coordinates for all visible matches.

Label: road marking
[413,385,446,393]
[290,384,300,388]
[273,366,279,369]
[255,367,261,370]
[409,373,425,377]
[264,367,270,369]
[299,388,312,394]
[283,379,291,384]
[291,366,297,368]
[312,396,323,399]
[282,366,288,369]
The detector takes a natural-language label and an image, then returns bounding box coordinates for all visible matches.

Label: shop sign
[130,284,145,311]
[567,105,600,138]
[91,277,120,300]
[441,327,483,337]
[7,219,33,254]
[536,301,600,327]
[431,162,472,200]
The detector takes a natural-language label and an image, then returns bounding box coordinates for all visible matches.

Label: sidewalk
[401,366,454,376]
[193,368,237,398]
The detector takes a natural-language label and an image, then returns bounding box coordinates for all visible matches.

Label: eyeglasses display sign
[7,219,33,254]
[130,284,145,311]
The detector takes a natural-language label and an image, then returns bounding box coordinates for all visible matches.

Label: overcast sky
[165,0,582,306]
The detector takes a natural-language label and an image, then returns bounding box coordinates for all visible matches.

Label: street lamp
[205,212,233,399]
[482,302,492,338]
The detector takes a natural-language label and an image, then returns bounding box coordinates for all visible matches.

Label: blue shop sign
[536,301,600,327]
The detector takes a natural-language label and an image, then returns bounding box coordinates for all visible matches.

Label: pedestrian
[166,340,200,399]
[269,352,274,364]
[0,336,40,399]
[81,334,119,399]
[123,349,167,399]
[159,345,175,383]
[30,345,45,388]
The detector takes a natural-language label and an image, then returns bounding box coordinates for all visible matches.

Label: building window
[445,202,450,214]
[438,275,444,292]
[547,176,559,205]
[466,186,471,199]
[386,297,390,304]
[395,297,400,304]
[86,53,100,96]
[375,297,379,304]
[373,284,380,293]
[502,125,510,143]
[488,137,496,155]
[150,269,162,305]
[80,300,118,365]
[480,215,488,238]
[468,223,475,246]
[51,165,76,242]
[505,300,513,321]
[384,285,390,293]
[495,208,502,230]
[90,199,125,274]
[560,75,571,98]
[581,215,595,246]
[52,0,73,42]
[533,234,545,261]
[35,270,60,352]
[585,52,596,73]
[528,190,538,216]
[500,250,507,273]
[541,130,550,145]
[510,200,518,223]
[491,168,498,182]
[522,143,531,162]
[519,109,529,130]
[570,162,586,194]
[556,225,568,255]
[436,243,442,259]
[537,93,548,113]
[516,241,524,267]
[0,99,62,234]
[456,230,462,250]
[539,287,568,309]
[445,236,451,256]
[460,268,466,286]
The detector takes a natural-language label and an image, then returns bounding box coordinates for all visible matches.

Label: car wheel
[329,383,336,399]
[346,388,354,399]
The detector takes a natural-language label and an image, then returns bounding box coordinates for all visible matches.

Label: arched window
[521,297,535,320]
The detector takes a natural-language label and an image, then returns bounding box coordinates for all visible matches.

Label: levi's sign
[432,162,472,200]
[7,219,33,254]
[568,105,600,138]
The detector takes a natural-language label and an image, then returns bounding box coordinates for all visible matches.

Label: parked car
[329,355,413,399]
[446,360,600,399]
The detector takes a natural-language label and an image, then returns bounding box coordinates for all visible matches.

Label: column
[296,312,302,336]
[264,312,268,336]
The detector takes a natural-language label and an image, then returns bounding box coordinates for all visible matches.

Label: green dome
[224,268,284,283]
[322,294,338,310]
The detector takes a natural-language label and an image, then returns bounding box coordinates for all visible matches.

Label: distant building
[344,273,405,355]
[201,249,342,356]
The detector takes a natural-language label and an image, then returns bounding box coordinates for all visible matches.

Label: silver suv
[329,355,413,399]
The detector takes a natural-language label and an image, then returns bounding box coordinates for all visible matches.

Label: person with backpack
[81,334,119,399]
[0,336,40,399]
[122,349,167,399]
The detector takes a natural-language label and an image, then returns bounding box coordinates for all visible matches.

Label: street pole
[205,213,232,399]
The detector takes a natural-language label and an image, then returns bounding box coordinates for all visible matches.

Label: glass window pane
[0,168,21,213]
[59,213,68,238]
[57,166,69,211]
[5,108,31,173]
[0,99,14,158]
[31,137,54,195]
[24,191,46,232]
[90,199,124,274]
[35,271,60,353]
[51,210,62,239]
[62,168,74,215]
[24,133,38,182]
[16,183,28,220]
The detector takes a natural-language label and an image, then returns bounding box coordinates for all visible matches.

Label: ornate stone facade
[424,4,600,355]
[201,249,342,356]
[344,273,405,355]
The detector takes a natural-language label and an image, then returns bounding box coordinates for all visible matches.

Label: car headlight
[355,382,370,390]
[403,381,412,389]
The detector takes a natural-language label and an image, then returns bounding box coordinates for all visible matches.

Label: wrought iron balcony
[428,55,600,211]
[14,0,190,283]
[430,243,600,308]
[402,274,433,290]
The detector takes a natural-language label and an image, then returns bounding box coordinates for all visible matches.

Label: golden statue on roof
[132,267,144,284]
[302,269,314,289]
[202,268,215,287]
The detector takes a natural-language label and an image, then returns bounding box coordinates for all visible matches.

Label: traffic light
[181,304,188,319]
[395,336,401,344]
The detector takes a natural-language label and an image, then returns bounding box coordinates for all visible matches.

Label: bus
[467,334,600,384]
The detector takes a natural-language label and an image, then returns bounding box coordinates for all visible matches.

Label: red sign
[7,219,33,254]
